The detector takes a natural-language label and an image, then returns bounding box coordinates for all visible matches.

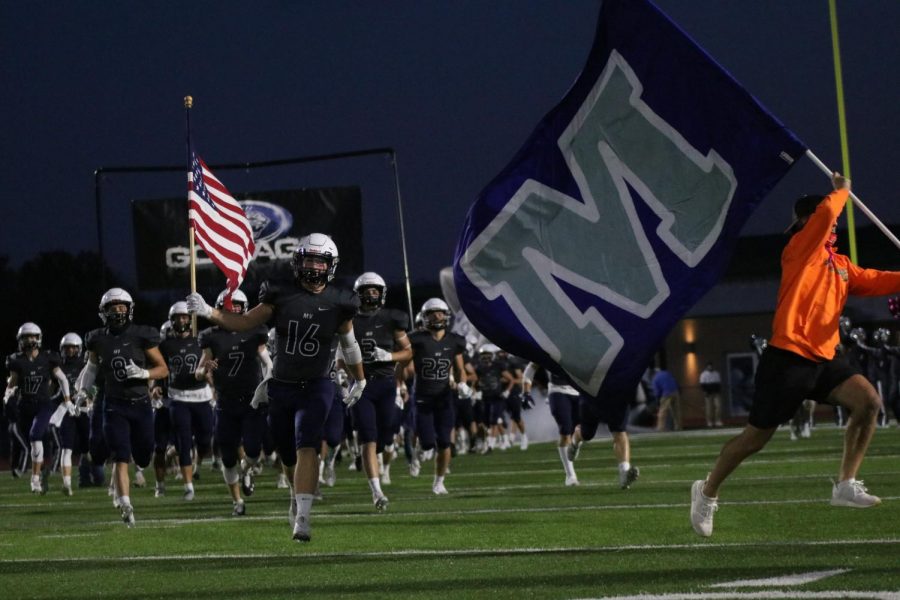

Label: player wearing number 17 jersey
[406,298,469,495]
[186,233,366,542]
[76,288,168,527]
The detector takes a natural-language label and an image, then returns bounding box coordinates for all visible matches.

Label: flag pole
[805,150,900,251]
[828,0,858,264]
[185,95,198,336]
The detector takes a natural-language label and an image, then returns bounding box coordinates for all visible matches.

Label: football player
[186,233,366,542]
[4,323,72,494]
[196,289,271,516]
[75,288,168,526]
[405,298,469,495]
[54,333,88,495]
[468,344,513,453]
[158,301,214,501]
[523,363,580,486]
[345,272,412,510]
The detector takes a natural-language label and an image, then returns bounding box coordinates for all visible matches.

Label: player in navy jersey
[405,298,470,495]
[499,350,530,450]
[52,333,89,495]
[468,344,514,453]
[187,233,366,542]
[196,289,272,516]
[341,272,412,510]
[4,323,72,494]
[75,288,168,526]
[158,301,214,501]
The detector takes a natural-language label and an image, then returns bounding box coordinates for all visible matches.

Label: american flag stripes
[188,151,255,305]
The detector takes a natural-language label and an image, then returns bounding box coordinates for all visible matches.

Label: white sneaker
[276,473,290,489]
[409,460,421,478]
[566,439,581,462]
[831,479,881,508]
[30,477,42,493]
[183,488,195,501]
[432,482,449,495]
[690,480,718,537]
[564,475,580,487]
[381,471,392,486]
[618,466,640,490]
[120,503,136,528]
[520,434,529,451]
[133,470,146,488]
[323,463,336,488]
[373,493,389,512]
[292,515,311,542]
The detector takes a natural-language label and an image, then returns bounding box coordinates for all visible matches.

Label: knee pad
[31,441,44,463]
[222,464,240,485]
[61,448,73,468]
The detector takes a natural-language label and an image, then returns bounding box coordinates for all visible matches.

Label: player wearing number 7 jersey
[185,233,366,542]
[76,288,169,527]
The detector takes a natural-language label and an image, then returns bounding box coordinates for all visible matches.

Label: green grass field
[1,425,898,599]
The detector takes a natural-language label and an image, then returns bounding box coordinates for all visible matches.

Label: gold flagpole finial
[184,95,193,109]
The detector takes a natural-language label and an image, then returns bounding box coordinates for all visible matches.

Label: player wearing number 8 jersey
[406,298,469,495]
[186,233,366,542]
[77,288,168,527]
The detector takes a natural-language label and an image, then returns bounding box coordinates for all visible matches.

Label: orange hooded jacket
[769,188,900,361]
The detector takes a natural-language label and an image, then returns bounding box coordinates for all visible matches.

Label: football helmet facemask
[59,332,83,359]
[168,301,191,334]
[99,288,134,330]
[17,322,42,352]
[292,233,339,286]
[216,289,248,314]
[354,272,386,309]
[421,298,450,331]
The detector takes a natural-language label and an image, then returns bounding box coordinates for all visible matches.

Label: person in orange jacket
[690,173,900,537]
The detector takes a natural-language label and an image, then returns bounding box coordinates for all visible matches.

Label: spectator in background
[652,367,681,431]
[699,363,723,428]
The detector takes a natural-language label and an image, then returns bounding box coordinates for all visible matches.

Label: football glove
[344,379,367,408]
[457,382,472,400]
[251,378,270,409]
[186,292,213,319]
[522,393,535,409]
[124,360,150,380]
[372,347,394,362]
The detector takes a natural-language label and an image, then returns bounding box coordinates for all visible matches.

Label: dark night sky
[2,1,898,289]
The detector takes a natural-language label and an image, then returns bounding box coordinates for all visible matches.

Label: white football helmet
[292,233,339,285]
[215,289,249,314]
[59,332,83,357]
[421,298,451,331]
[159,321,174,341]
[17,322,42,351]
[168,301,190,333]
[99,288,134,329]
[354,272,387,308]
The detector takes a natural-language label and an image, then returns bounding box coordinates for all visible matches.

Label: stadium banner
[453,0,806,403]
[133,187,362,291]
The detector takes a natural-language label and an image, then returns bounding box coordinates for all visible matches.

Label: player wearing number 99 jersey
[406,298,469,495]
[185,233,366,542]
[77,288,168,527]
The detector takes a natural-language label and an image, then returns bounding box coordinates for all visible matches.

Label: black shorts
[749,346,860,429]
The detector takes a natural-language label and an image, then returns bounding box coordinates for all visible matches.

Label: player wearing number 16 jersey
[76,288,168,527]
[406,298,469,495]
[186,233,366,542]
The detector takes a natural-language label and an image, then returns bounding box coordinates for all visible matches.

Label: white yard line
[575,592,900,600]
[709,569,850,588]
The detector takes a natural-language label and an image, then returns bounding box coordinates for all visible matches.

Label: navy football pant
[549,392,581,437]
[415,391,455,451]
[267,378,334,467]
[169,400,213,467]
[215,395,265,469]
[352,378,398,452]
[103,399,154,467]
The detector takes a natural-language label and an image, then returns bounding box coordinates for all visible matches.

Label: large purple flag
[453,0,806,403]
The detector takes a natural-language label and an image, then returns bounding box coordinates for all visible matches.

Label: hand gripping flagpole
[806,149,900,251]
[185,95,199,336]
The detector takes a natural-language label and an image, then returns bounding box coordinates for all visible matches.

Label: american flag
[188,151,255,307]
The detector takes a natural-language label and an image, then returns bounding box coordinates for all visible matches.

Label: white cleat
[30,478,42,494]
[154,485,166,498]
[432,482,449,495]
[520,434,529,451]
[276,473,290,489]
[831,479,881,508]
[133,470,147,488]
[566,439,581,462]
[690,479,718,537]
[183,488,195,501]
[380,471,392,486]
[564,475,580,487]
[373,493,389,511]
[62,485,73,497]
[323,463,336,488]
[232,500,246,517]
[288,497,297,525]
[120,503,136,528]
[409,460,421,478]
[292,515,311,542]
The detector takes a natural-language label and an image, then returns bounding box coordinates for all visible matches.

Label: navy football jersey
[198,325,268,395]
[158,336,206,391]
[408,330,466,396]
[259,280,359,382]
[6,350,61,403]
[353,308,410,378]
[505,355,528,393]
[55,355,86,401]
[475,360,507,398]
[85,324,159,400]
